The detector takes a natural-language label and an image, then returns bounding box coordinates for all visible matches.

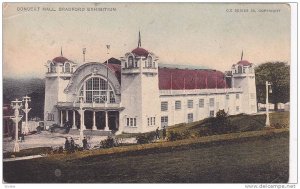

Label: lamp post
[22,95,31,135]
[265,81,272,127]
[79,97,84,141]
[11,99,23,152]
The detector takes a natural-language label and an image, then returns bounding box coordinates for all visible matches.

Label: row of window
[161,94,242,112]
[147,117,156,126]
[162,98,214,111]
[124,56,156,69]
[126,118,137,127]
[49,63,72,73]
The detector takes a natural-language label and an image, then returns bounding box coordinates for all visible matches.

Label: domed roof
[237,60,252,66]
[131,47,149,57]
[52,56,69,64]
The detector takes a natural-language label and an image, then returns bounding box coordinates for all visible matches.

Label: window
[161,101,168,111]
[250,93,255,99]
[226,94,230,100]
[134,118,136,126]
[128,56,133,68]
[188,100,193,108]
[47,113,54,121]
[161,116,168,127]
[187,113,193,123]
[50,63,56,73]
[209,98,214,107]
[236,94,240,99]
[65,63,70,73]
[175,101,181,110]
[127,118,130,126]
[238,66,242,73]
[199,99,204,108]
[148,117,156,126]
[210,111,214,117]
[125,62,128,68]
[236,106,240,112]
[130,118,133,126]
[148,56,152,67]
[79,77,116,103]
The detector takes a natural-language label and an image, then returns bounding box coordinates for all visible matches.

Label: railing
[159,88,243,96]
[57,102,121,109]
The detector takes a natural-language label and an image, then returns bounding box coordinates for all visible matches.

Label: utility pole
[11,99,23,152]
[265,81,272,127]
[22,95,31,135]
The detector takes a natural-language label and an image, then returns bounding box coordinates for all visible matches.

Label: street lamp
[10,99,23,152]
[265,81,272,127]
[22,95,31,135]
[79,97,84,141]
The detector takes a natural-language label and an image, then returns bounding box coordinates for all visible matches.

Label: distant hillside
[3,78,45,119]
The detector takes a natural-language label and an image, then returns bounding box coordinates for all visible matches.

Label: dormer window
[65,62,70,73]
[238,66,242,74]
[50,63,56,73]
[128,56,133,68]
[148,56,152,67]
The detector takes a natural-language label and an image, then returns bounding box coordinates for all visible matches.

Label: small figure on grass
[162,126,167,140]
[155,127,160,140]
[70,137,75,153]
[64,137,70,152]
[82,137,88,150]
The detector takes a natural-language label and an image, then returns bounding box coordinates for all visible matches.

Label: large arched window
[65,63,70,73]
[79,77,116,103]
[128,56,133,68]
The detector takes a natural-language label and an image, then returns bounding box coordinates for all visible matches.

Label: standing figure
[155,127,160,140]
[64,137,70,152]
[162,126,167,140]
[82,137,88,150]
[70,137,75,153]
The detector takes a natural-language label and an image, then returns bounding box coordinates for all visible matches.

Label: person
[64,137,70,152]
[70,137,75,153]
[82,137,88,150]
[162,126,167,140]
[21,132,25,142]
[155,127,160,139]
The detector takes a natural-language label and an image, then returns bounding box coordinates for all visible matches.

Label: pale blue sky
[3,3,291,78]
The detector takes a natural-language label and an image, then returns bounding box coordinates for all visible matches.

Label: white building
[44,35,257,134]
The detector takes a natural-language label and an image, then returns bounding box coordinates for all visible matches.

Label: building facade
[44,37,257,134]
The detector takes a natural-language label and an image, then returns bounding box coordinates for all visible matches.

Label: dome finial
[61,46,63,57]
[138,30,141,48]
[241,50,243,61]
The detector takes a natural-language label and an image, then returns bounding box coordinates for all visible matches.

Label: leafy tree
[255,62,290,111]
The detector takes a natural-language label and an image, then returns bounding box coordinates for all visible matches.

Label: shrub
[100,136,117,148]
[136,132,156,144]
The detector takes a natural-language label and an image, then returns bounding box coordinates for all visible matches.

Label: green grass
[3,132,289,183]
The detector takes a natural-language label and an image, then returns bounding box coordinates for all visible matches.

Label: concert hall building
[44,35,257,134]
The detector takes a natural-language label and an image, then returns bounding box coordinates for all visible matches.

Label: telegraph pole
[22,95,31,135]
[11,99,23,152]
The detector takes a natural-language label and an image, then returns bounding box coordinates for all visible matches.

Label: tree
[255,62,290,111]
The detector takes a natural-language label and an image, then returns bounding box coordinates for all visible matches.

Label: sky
[3,3,291,78]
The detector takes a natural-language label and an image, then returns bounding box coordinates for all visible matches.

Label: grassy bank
[3,131,289,183]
